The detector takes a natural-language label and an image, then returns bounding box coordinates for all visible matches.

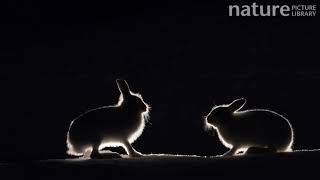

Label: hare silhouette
[205,98,294,156]
[66,79,150,158]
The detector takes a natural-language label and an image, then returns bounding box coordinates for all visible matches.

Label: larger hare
[66,79,150,158]
[205,98,294,156]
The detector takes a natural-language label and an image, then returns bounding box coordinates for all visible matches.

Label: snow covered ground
[1,150,319,179]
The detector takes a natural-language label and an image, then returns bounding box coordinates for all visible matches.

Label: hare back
[67,106,144,148]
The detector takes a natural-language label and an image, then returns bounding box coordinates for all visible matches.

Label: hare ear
[116,79,131,96]
[229,98,246,112]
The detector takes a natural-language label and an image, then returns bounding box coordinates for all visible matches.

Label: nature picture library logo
[229,2,317,17]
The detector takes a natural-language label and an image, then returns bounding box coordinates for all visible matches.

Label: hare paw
[130,151,143,157]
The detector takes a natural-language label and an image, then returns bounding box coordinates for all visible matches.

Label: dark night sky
[0,0,319,160]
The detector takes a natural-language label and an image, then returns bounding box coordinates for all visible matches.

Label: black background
[0,0,319,160]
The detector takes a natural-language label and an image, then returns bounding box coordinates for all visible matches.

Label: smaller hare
[66,79,150,158]
[205,98,294,156]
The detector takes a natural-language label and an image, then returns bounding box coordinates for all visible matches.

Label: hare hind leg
[89,141,122,159]
[89,142,102,159]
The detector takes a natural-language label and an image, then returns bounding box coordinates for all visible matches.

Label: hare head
[116,79,150,114]
[206,98,246,128]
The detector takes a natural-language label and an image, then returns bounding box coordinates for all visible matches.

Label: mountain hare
[205,98,294,156]
[66,79,150,158]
